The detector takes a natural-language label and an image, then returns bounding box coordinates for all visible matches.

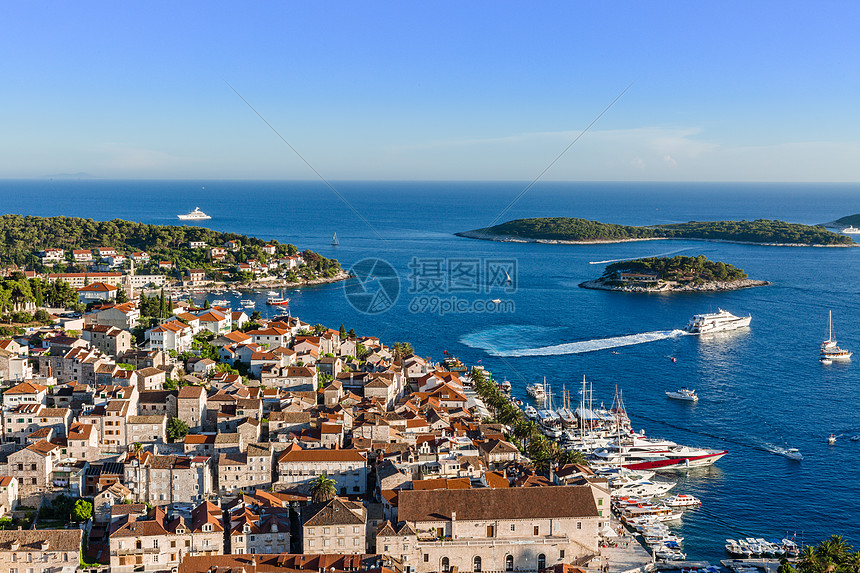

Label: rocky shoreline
[455,229,855,247]
[153,270,353,296]
[579,278,770,293]
[455,230,663,245]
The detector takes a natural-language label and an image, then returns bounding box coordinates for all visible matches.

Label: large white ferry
[178,207,211,221]
[685,309,751,334]
[841,225,860,234]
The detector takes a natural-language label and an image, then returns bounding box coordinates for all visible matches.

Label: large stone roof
[398,484,598,523]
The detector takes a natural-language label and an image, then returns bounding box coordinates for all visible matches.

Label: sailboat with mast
[820,310,851,363]
[332,233,339,246]
[537,378,562,437]
[557,385,577,428]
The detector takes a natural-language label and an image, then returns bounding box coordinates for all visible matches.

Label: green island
[457,217,855,246]
[831,213,860,228]
[579,255,769,292]
[0,214,342,280]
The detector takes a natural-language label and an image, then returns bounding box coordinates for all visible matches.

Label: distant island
[829,213,860,228]
[457,217,855,246]
[579,255,769,293]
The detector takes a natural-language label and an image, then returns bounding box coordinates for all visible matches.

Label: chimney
[450,510,456,539]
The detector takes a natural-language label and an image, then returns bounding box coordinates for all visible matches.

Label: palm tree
[309,473,337,503]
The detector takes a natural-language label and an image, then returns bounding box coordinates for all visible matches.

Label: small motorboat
[780,447,803,461]
[666,387,698,402]
[828,434,837,445]
[851,435,860,442]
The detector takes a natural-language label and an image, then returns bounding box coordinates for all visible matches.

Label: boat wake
[588,247,693,265]
[461,327,689,357]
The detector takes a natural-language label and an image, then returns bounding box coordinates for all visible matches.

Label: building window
[505,555,514,571]
[560,550,565,559]
[537,554,546,571]
[441,558,449,572]
[473,557,481,572]
[534,525,539,536]
[576,522,582,530]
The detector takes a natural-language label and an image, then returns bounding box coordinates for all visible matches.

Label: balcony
[111,548,160,556]
[415,534,570,548]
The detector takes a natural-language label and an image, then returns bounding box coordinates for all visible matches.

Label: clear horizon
[3,1,860,182]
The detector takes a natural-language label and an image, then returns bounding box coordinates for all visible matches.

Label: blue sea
[3,179,860,560]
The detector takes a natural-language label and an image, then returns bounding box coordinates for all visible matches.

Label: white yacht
[820,310,852,362]
[178,207,211,220]
[665,387,698,402]
[685,309,751,334]
[779,448,803,461]
[240,299,255,308]
[663,494,701,508]
[841,225,860,234]
[526,381,547,401]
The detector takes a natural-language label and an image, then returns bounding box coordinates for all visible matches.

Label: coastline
[150,270,352,297]
[455,229,856,248]
[455,230,664,245]
[578,278,770,293]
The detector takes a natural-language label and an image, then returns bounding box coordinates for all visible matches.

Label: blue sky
[3,1,859,181]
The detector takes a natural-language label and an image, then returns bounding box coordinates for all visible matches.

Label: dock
[721,559,786,573]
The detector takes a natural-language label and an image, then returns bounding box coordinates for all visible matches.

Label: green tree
[356,343,370,361]
[309,473,337,503]
[785,535,860,573]
[115,287,129,304]
[166,417,189,442]
[393,342,414,362]
[251,310,261,321]
[72,499,93,522]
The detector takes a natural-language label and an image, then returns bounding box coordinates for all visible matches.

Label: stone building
[302,497,367,554]
[0,529,82,573]
[178,386,207,432]
[389,485,602,573]
[277,446,368,496]
[124,453,214,506]
[109,503,224,572]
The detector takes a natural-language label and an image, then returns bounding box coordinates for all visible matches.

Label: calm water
[2,179,860,560]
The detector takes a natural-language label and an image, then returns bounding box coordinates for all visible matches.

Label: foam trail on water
[589,247,693,265]
[488,329,689,357]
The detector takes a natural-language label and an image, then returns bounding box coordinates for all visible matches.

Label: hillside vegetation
[602,255,747,283]
[0,215,340,277]
[462,217,853,246]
